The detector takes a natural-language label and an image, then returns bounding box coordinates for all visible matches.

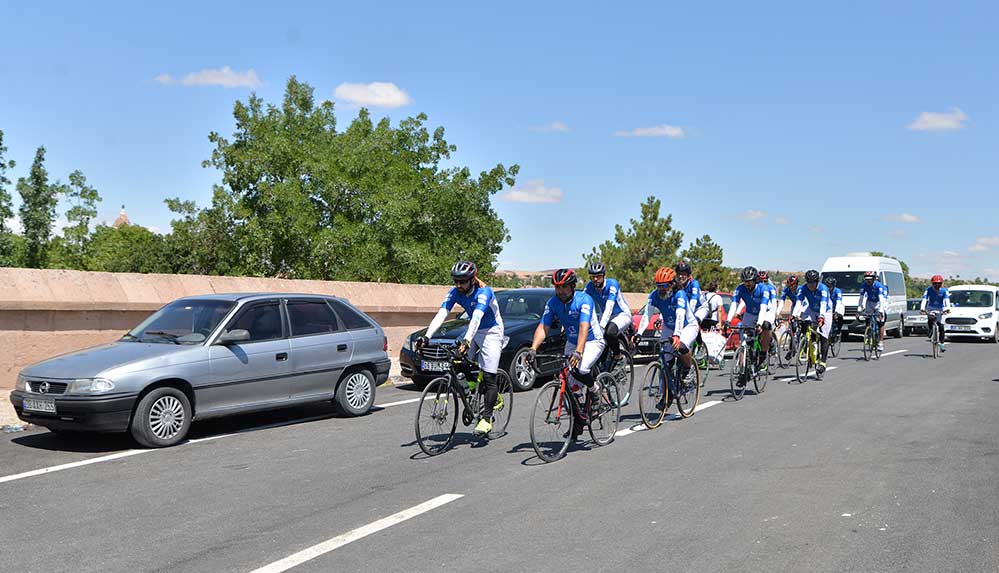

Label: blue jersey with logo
[829,287,844,313]
[542,291,603,344]
[441,285,501,331]
[922,286,950,310]
[646,288,693,331]
[859,280,888,307]
[585,278,631,318]
[780,286,797,302]
[733,283,772,316]
[796,283,831,317]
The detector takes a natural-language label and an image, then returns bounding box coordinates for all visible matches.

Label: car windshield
[496,292,548,320]
[951,290,994,308]
[907,300,922,311]
[821,271,869,294]
[125,299,236,344]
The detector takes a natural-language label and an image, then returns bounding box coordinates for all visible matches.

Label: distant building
[112,205,131,228]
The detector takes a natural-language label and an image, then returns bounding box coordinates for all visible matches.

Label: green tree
[85,224,171,273]
[680,234,726,289]
[163,194,238,275]
[58,170,102,269]
[586,196,684,291]
[0,129,16,266]
[184,76,517,282]
[17,147,60,268]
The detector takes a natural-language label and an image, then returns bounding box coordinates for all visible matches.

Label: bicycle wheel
[794,337,809,383]
[829,331,842,358]
[486,370,514,439]
[862,325,873,361]
[414,377,459,456]
[931,326,939,359]
[730,345,748,400]
[693,340,709,371]
[812,340,824,380]
[873,332,882,360]
[674,359,701,418]
[611,350,635,408]
[529,380,573,463]
[754,351,769,393]
[588,373,620,446]
[639,362,668,429]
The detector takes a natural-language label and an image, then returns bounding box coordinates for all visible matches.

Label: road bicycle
[528,354,621,463]
[925,309,950,359]
[414,344,514,456]
[794,319,823,382]
[776,316,800,370]
[728,325,768,400]
[595,341,635,407]
[860,311,882,361]
[638,339,701,429]
[828,314,843,358]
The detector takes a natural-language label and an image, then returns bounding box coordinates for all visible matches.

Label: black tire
[829,331,842,358]
[486,370,514,439]
[610,350,635,407]
[893,316,903,338]
[334,368,375,416]
[794,338,810,384]
[588,373,620,446]
[509,346,538,392]
[530,380,573,462]
[675,360,700,418]
[415,377,458,456]
[730,346,747,400]
[862,326,873,361]
[754,354,769,394]
[130,387,192,448]
[639,362,667,429]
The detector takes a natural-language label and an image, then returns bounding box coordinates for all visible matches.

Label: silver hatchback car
[10,293,391,447]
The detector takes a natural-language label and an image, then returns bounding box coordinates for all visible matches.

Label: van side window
[885,272,905,297]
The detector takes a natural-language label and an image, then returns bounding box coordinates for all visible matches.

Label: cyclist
[824,276,845,343]
[527,269,604,436]
[858,270,888,352]
[676,261,708,324]
[726,266,775,374]
[584,261,632,361]
[792,269,832,372]
[416,261,504,435]
[920,274,951,353]
[779,275,800,317]
[758,270,779,321]
[634,267,697,380]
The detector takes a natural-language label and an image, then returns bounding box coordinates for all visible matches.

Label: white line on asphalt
[249,493,464,573]
[880,349,908,357]
[615,400,723,437]
[0,449,150,485]
[375,396,434,408]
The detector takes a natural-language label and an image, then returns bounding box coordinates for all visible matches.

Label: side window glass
[227,303,283,342]
[288,301,340,337]
[328,299,374,330]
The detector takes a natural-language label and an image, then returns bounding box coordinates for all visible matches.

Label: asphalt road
[1,337,998,572]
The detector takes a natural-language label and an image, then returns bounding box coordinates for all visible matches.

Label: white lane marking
[0,449,150,485]
[375,396,434,408]
[879,349,908,358]
[249,494,464,573]
[615,400,723,437]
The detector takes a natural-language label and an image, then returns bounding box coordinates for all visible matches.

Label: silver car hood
[20,341,198,380]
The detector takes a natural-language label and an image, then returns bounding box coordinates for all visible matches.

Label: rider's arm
[598,292,615,330]
[792,289,805,318]
[943,288,951,310]
[462,289,492,343]
[426,289,458,338]
[858,286,868,310]
[577,298,594,354]
[727,287,743,321]
[920,288,929,312]
[674,295,687,330]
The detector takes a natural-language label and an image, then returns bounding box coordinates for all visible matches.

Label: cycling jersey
[541,291,603,345]
[441,285,502,332]
[585,277,632,328]
[793,283,831,318]
[829,287,845,315]
[728,283,773,319]
[780,286,797,302]
[921,286,951,311]
[858,280,888,311]
[682,278,705,315]
[765,281,779,315]
[638,288,694,333]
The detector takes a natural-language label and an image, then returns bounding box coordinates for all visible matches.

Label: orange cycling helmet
[654,267,676,284]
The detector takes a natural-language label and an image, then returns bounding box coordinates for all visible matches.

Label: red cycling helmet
[931,274,944,284]
[758,270,769,281]
[551,268,577,287]
[864,271,877,280]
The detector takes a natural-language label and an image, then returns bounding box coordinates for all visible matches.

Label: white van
[820,255,907,338]
[944,285,999,343]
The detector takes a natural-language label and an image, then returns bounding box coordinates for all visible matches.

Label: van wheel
[335,369,375,416]
[130,387,192,448]
[893,317,903,338]
[992,329,999,344]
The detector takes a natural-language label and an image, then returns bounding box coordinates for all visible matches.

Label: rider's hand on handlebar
[456,340,470,357]
[671,335,681,350]
[818,316,825,328]
[524,347,537,365]
[568,351,582,369]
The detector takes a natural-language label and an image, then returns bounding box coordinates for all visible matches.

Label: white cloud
[969,237,999,252]
[333,82,411,108]
[531,121,569,133]
[502,179,563,204]
[155,66,262,88]
[146,225,162,235]
[4,215,21,234]
[885,213,921,223]
[739,210,767,221]
[915,251,968,278]
[774,216,790,225]
[614,124,685,138]
[906,108,969,132]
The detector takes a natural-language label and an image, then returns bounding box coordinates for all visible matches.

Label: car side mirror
[217,329,250,345]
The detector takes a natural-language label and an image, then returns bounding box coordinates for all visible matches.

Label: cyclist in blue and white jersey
[758,270,779,325]
[858,270,889,351]
[824,276,845,342]
[793,270,832,371]
[417,261,504,435]
[920,274,951,353]
[528,269,605,413]
[726,266,775,372]
[676,261,707,323]
[584,261,632,361]
[634,267,698,378]
[779,275,800,316]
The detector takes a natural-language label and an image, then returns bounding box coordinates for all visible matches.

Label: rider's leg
[473,331,502,432]
[604,322,621,359]
[677,324,698,373]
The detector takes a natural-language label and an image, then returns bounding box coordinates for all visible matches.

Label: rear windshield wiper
[142,331,181,344]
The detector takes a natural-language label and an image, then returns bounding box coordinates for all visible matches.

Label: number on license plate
[951,325,972,331]
[23,398,56,413]
[421,360,449,372]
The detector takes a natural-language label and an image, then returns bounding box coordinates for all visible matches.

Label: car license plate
[421,360,449,372]
[23,397,56,414]
[950,325,972,331]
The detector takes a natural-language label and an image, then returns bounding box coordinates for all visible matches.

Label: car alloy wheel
[512,348,536,391]
[149,395,186,441]
[343,372,372,410]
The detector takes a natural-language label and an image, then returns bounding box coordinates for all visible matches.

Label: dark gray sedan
[10,293,391,447]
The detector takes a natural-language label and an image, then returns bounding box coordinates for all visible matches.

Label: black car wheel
[509,346,537,391]
[130,387,192,448]
[334,368,375,416]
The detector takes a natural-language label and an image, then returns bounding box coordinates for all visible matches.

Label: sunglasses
[656,283,671,288]
[453,278,472,286]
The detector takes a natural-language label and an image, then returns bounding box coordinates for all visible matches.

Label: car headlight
[502,336,510,349]
[15,374,27,391]
[403,337,414,352]
[67,378,115,395]
[979,312,993,320]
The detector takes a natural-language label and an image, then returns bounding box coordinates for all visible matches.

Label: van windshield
[951,290,994,308]
[821,271,870,294]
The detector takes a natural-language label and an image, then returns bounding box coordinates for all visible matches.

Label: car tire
[509,346,537,392]
[992,328,999,344]
[130,387,192,448]
[334,368,376,416]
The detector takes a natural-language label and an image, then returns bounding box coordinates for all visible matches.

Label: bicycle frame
[422,345,485,423]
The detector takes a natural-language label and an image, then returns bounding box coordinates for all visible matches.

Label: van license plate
[23,398,56,413]
[950,326,972,332]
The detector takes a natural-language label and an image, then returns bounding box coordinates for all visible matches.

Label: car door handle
[276,352,288,362]
[337,344,348,352]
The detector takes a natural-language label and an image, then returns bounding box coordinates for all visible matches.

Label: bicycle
[596,339,635,407]
[528,354,621,463]
[828,314,843,358]
[776,316,800,369]
[860,311,882,361]
[414,344,514,456]
[638,339,701,429]
[925,309,949,359]
[794,319,823,382]
[728,325,768,400]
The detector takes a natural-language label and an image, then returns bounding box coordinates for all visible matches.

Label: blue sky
[1,1,996,279]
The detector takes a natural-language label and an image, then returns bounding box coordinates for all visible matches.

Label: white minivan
[944,285,999,343]
[820,254,907,338]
